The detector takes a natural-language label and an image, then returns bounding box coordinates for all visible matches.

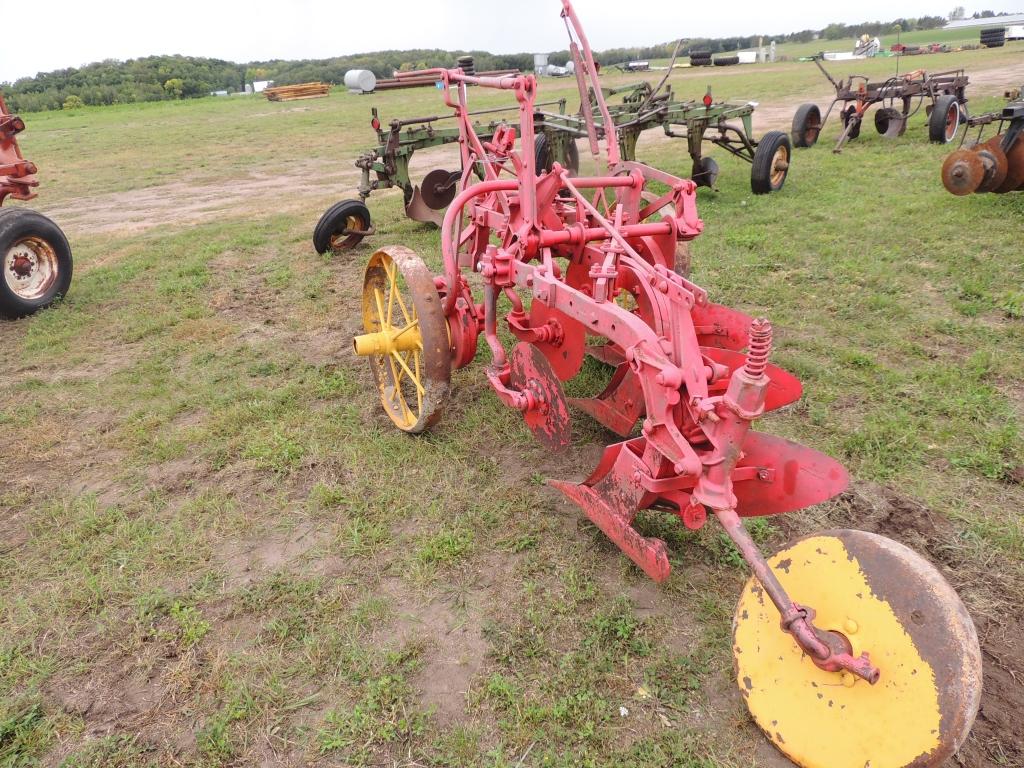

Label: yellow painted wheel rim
[355,247,451,434]
[362,253,425,430]
[734,531,981,768]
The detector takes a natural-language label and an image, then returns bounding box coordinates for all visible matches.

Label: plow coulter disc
[941,150,985,196]
[734,530,981,768]
[420,168,459,210]
[510,342,571,450]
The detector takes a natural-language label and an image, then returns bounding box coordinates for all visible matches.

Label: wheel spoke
[391,351,425,396]
[373,287,388,332]
[386,261,398,326]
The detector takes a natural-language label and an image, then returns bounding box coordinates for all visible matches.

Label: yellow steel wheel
[734,530,981,768]
[354,246,450,433]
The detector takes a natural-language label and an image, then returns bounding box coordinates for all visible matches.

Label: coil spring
[745,318,773,378]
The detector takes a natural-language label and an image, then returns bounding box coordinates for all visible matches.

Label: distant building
[945,13,1024,29]
[251,80,273,93]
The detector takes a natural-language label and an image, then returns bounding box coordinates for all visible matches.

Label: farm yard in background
[0,25,1022,768]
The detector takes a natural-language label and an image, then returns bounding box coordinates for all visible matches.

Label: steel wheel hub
[4,237,58,300]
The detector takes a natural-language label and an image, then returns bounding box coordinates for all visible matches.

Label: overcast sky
[2,1,1019,82]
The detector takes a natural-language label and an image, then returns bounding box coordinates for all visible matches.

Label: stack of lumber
[263,82,331,101]
[375,69,520,91]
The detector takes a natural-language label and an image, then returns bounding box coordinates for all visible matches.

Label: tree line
[0,13,951,113]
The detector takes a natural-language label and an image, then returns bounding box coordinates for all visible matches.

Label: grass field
[1,33,1023,768]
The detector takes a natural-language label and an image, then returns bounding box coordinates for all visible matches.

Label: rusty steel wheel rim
[770,145,789,188]
[4,236,59,301]
[805,115,821,144]
[944,102,960,142]
[329,214,364,251]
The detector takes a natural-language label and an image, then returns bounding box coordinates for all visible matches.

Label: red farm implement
[792,56,970,153]
[349,4,982,766]
[0,92,72,318]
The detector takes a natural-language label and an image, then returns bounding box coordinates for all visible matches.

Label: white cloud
[2,0,1019,82]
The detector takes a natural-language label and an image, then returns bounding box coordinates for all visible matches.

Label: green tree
[163,78,184,98]
[62,94,84,110]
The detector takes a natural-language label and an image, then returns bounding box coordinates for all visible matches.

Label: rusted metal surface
[794,57,970,153]
[942,94,1024,195]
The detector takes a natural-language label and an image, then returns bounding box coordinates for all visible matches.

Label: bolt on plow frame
[0,92,73,318]
[942,87,1024,196]
[792,56,969,154]
[349,3,982,766]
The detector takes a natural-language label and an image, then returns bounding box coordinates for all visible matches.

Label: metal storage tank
[344,70,377,94]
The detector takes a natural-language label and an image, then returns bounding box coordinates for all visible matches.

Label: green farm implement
[313,78,791,254]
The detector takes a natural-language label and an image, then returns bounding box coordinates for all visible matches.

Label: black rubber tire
[534,132,580,176]
[982,40,1005,48]
[0,207,73,319]
[750,131,791,195]
[313,199,371,254]
[929,95,961,144]
[692,156,720,188]
[714,55,740,66]
[791,103,822,148]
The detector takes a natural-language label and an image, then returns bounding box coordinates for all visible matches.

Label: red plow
[0,92,73,318]
[350,3,983,766]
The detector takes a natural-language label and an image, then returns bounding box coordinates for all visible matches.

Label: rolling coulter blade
[509,342,572,450]
[942,150,985,195]
[735,530,982,768]
[420,168,459,210]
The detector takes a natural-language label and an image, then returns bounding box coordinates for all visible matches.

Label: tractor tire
[534,132,580,176]
[0,207,73,319]
[929,95,962,144]
[751,131,791,194]
[313,199,371,254]
[714,55,740,66]
[983,40,1005,48]
[791,103,822,148]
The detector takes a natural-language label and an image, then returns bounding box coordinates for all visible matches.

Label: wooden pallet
[263,82,331,101]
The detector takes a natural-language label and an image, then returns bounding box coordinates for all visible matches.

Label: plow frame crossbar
[353,99,569,202]
[535,83,760,167]
[371,0,877,683]
[0,92,39,205]
[959,99,1024,153]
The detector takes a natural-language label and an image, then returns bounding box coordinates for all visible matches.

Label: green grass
[0,37,1022,767]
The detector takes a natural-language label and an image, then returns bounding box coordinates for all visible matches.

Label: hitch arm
[715,507,880,684]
